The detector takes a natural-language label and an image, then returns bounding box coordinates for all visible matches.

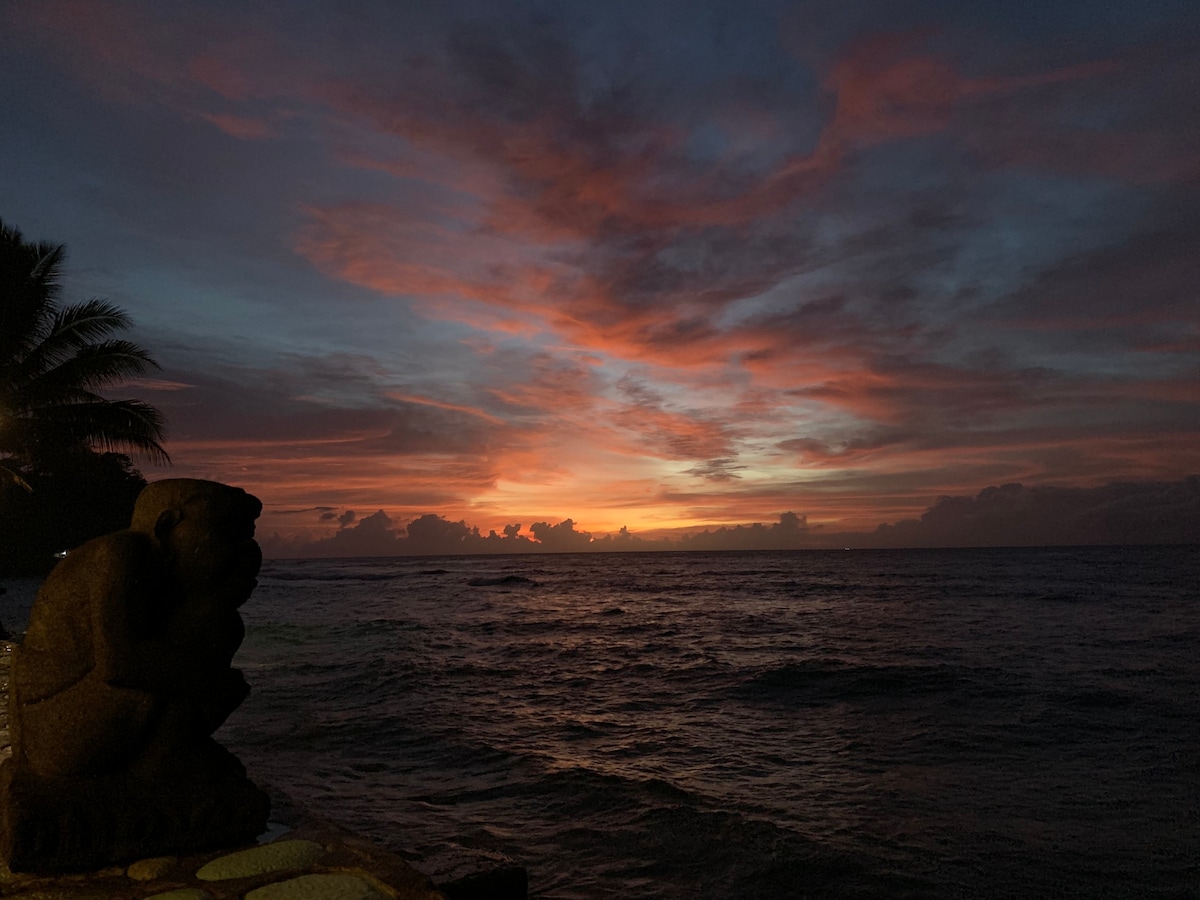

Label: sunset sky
[2,0,1197,553]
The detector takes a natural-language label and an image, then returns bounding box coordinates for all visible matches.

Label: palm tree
[1,217,169,490]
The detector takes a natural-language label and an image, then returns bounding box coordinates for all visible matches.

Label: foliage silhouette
[0,216,168,490]
[0,452,147,575]
[0,217,169,573]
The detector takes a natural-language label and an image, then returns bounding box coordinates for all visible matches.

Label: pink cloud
[383,391,507,426]
[199,112,276,140]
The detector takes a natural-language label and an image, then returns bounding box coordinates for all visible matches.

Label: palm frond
[68,399,171,466]
[1,219,171,473]
[22,339,160,394]
[0,458,33,493]
[18,299,133,371]
[0,223,66,365]
[16,400,169,468]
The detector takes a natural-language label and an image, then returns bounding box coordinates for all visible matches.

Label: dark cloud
[856,477,1200,548]
[959,36,1200,185]
[260,512,534,558]
[987,196,1200,343]
[529,519,593,551]
[150,352,503,457]
[677,512,811,551]
[403,514,480,555]
[267,509,405,559]
[682,458,746,482]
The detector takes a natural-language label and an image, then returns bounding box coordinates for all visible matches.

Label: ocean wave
[467,575,540,587]
[734,659,968,705]
[524,764,701,809]
[516,770,893,900]
[1049,687,1135,710]
[222,546,1199,900]
[260,569,401,583]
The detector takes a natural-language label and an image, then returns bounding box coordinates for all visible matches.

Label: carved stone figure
[0,479,271,872]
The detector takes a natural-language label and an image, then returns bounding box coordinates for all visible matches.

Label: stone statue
[0,479,271,872]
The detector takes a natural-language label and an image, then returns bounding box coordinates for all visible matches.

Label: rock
[145,890,212,900]
[127,855,178,880]
[0,479,271,872]
[194,839,325,881]
[244,872,391,899]
[418,845,528,900]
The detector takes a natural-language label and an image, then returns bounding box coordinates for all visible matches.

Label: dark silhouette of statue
[0,479,271,872]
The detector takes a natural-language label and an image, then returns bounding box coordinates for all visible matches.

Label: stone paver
[128,856,180,880]
[195,840,326,881]
[244,872,390,899]
[145,890,212,900]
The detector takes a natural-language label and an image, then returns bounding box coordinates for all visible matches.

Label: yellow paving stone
[194,839,325,881]
[244,872,391,900]
[144,890,212,900]
[127,856,179,880]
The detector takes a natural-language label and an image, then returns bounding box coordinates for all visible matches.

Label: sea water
[3,547,1198,897]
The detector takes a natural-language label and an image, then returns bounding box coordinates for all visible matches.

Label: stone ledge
[0,803,447,900]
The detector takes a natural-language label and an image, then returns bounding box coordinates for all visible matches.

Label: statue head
[131,479,263,606]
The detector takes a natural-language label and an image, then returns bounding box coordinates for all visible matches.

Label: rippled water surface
[6,547,1199,897]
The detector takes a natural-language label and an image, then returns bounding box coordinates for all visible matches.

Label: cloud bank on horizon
[261,477,1200,556]
[1,0,1197,549]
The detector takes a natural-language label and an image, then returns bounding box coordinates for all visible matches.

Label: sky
[1,0,1198,555]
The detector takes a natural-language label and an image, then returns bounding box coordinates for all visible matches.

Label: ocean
[3,546,1198,897]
